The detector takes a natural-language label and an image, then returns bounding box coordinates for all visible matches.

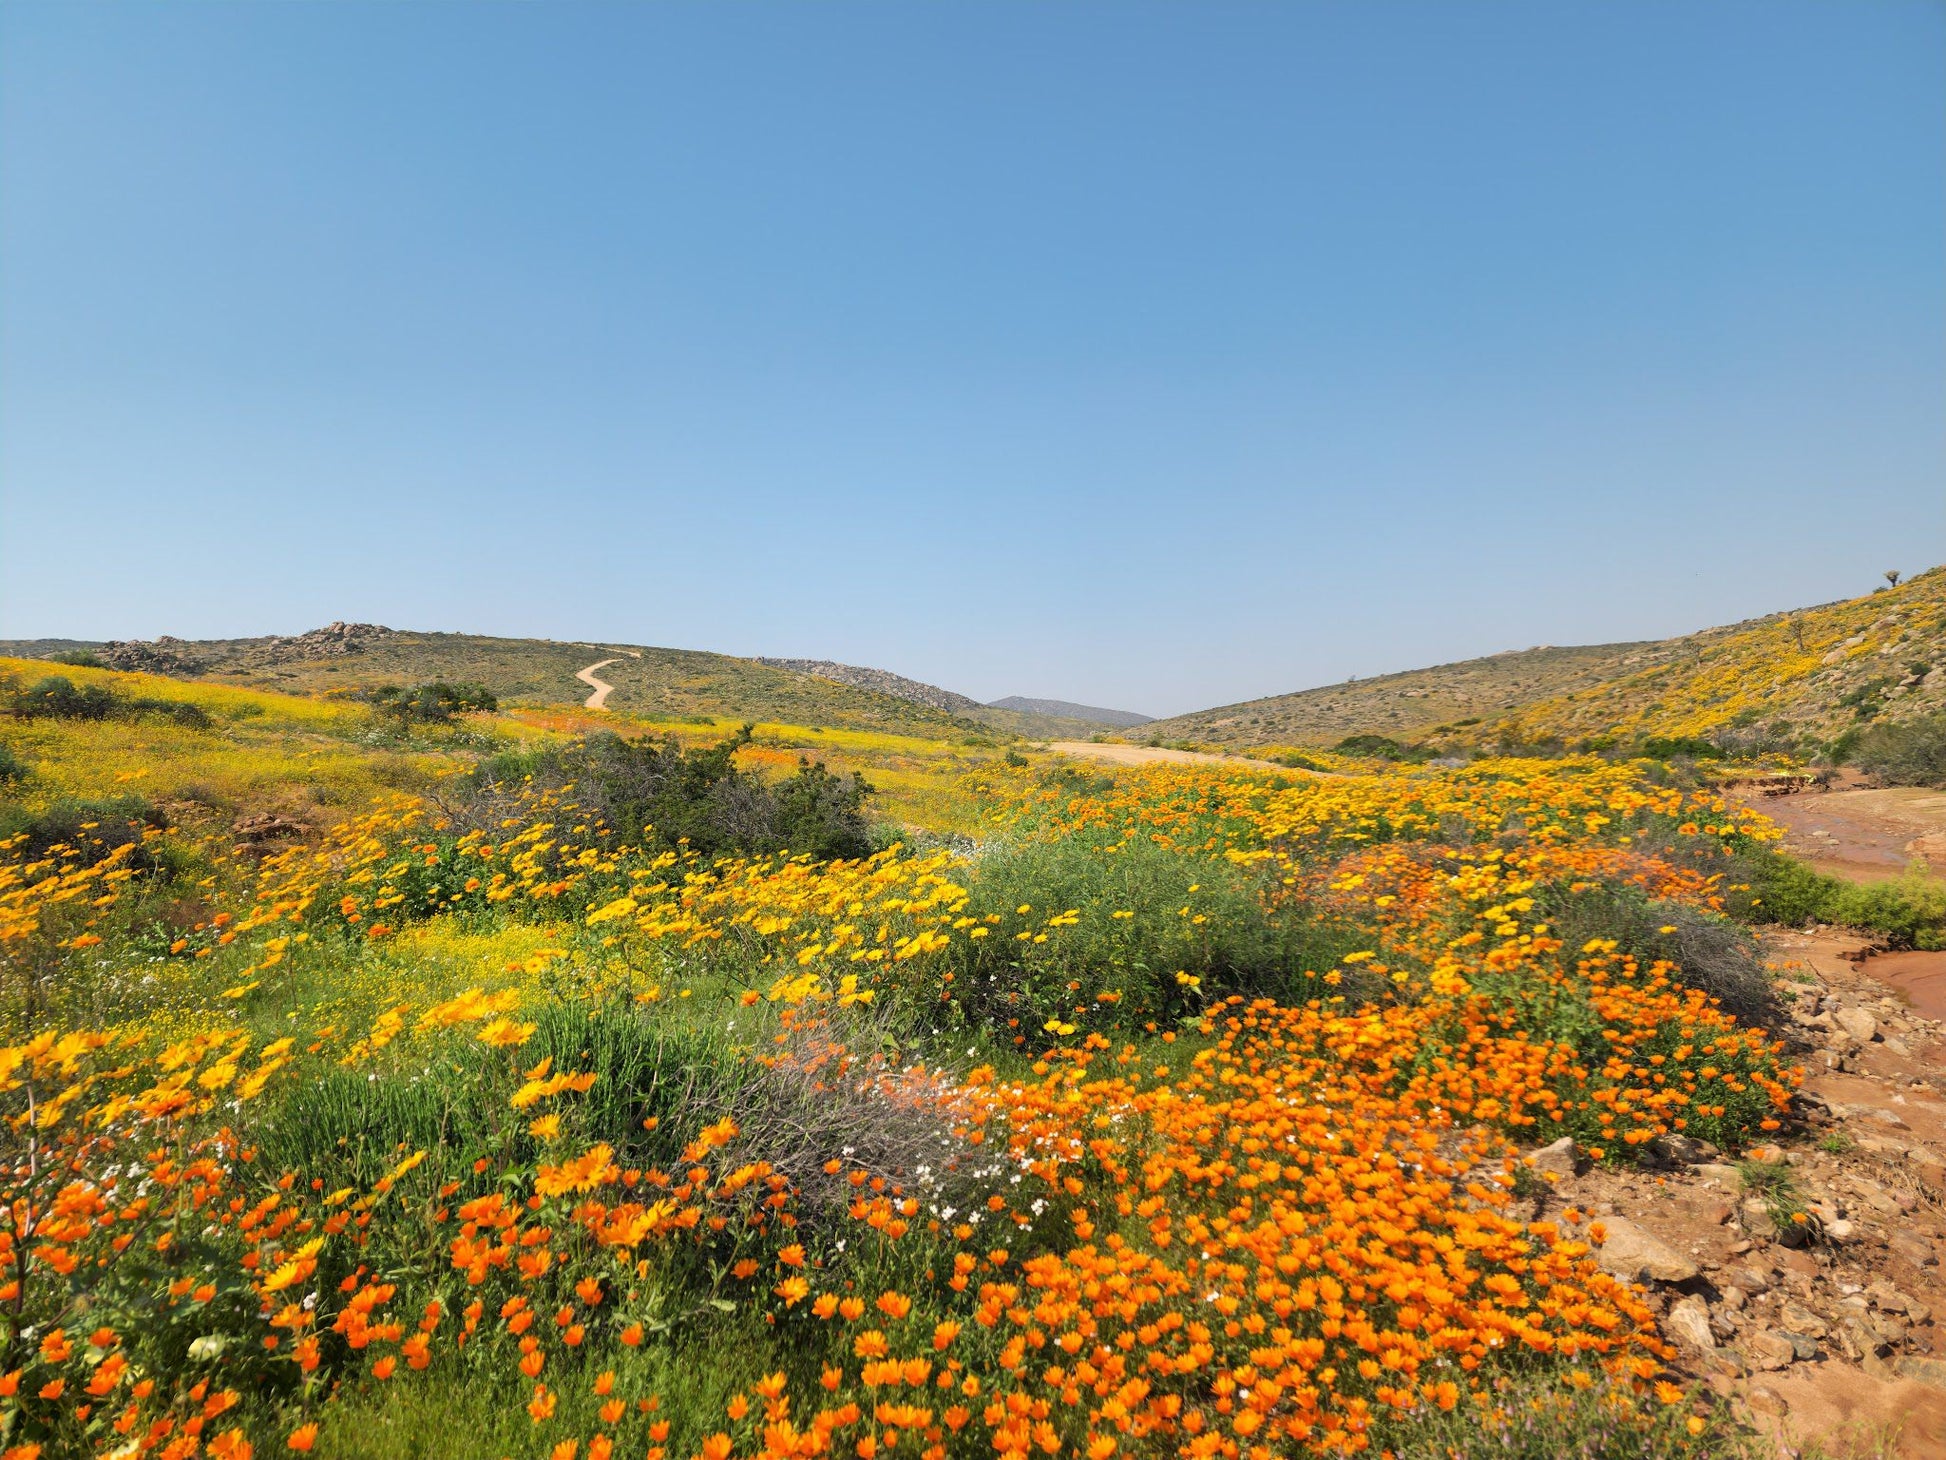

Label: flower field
[0,666,1803,1459]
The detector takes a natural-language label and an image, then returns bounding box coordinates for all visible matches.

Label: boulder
[1664,1295,1716,1351]
[1591,1215,1699,1284]
[1524,1136,1579,1179]
[1744,1331,1797,1372]
[1833,1007,1880,1044]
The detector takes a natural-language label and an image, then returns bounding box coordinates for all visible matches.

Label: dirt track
[1046,741,1290,771]
[575,658,620,709]
[1733,781,1946,882]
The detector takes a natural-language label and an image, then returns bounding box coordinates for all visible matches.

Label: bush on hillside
[472,726,876,860]
[1844,713,1946,787]
[1535,881,1777,1029]
[1738,846,1946,950]
[957,833,1362,1023]
[12,675,118,721]
[365,681,498,726]
[0,794,170,867]
[1334,733,1436,764]
[1639,734,1722,762]
[8,675,211,729]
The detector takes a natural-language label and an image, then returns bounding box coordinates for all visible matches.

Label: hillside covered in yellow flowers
[1146,569,1946,756]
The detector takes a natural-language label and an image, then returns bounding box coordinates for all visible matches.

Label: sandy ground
[575,658,620,709]
[1734,781,1946,883]
[1045,741,1292,771]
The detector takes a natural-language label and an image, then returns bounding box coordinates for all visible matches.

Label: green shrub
[472,727,876,860]
[11,674,118,721]
[0,794,169,866]
[0,744,22,784]
[956,832,1358,1023]
[1846,713,1946,787]
[1640,734,1722,761]
[1535,881,1777,1028]
[1334,733,1435,763]
[1739,847,1946,949]
[366,681,499,725]
[6,675,211,729]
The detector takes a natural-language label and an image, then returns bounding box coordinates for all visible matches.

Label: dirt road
[575,659,620,710]
[1733,782,1946,882]
[1046,741,1291,771]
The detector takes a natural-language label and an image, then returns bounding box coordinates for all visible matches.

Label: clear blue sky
[2,3,1940,717]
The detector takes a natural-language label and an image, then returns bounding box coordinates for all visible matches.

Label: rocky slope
[1526,929,1946,1454]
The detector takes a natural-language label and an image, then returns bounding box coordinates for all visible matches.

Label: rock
[1745,1331,1798,1371]
[1855,1135,1909,1160]
[1834,1007,1881,1044]
[1908,1145,1946,1173]
[1591,1215,1700,1284]
[1743,1382,1789,1416]
[1696,1163,1744,1187]
[1777,1330,1821,1361]
[1890,1231,1937,1267]
[1652,1132,1703,1165]
[1897,1355,1946,1390]
[1779,1302,1828,1338]
[1732,1266,1773,1295]
[1824,1218,1857,1243]
[1524,1136,1578,1179]
[1665,1295,1716,1350]
[1719,1284,1748,1312]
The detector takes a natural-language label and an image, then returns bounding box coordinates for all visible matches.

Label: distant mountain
[986,696,1153,729]
[753,659,980,714]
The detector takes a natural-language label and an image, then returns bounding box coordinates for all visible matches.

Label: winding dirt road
[575,659,621,709]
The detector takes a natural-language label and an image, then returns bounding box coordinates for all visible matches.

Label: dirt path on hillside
[1732,782,1946,882]
[1046,741,1291,771]
[575,659,621,709]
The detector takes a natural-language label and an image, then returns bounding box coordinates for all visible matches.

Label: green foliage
[480,727,877,860]
[1384,1373,1758,1459]
[1836,676,1895,722]
[1534,881,1777,1028]
[8,674,212,728]
[1334,733,1435,763]
[956,831,1358,1024]
[1639,734,1722,761]
[0,744,22,784]
[1845,712,1946,787]
[0,793,169,865]
[1740,847,1946,949]
[12,674,117,721]
[364,680,499,725]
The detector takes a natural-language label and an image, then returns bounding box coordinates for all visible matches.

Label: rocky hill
[985,696,1152,728]
[1145,568,1946,753]
[752,658,981,714]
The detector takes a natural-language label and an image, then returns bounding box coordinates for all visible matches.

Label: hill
[1144,641,1660,747]
[752,657,980,713]
[1,626,996,740]
[985,695,1153,728]
[1146,567,1946,753]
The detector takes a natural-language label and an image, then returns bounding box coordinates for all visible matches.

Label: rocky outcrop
[753,658,980,714]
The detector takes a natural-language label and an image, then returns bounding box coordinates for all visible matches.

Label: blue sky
[2,3,1940,717]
